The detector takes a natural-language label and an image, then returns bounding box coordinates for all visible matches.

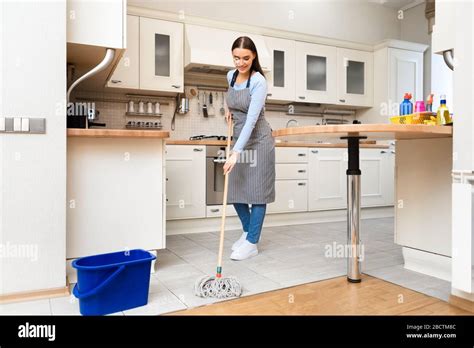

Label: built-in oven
[206,145,227,206]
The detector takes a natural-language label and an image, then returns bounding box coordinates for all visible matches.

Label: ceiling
[368,0,422,10]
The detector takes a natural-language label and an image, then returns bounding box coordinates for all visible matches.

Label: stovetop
[189,135,232,141]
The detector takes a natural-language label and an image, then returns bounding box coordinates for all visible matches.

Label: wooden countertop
[67,129,170,138]
[272,124,453,142]
[165,139,389,149]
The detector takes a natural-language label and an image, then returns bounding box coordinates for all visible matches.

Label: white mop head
[194,275,243,298]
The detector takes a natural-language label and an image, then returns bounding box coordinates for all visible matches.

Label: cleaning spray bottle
[400,93,413,115]
[426,93,434,112]
[436,95,452,125]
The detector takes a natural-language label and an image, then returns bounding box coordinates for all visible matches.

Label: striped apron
[225,73,276,204]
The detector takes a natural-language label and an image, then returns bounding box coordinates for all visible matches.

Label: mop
[194,119,243,299]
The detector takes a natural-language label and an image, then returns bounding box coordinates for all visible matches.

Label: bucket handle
[73,265,125,300]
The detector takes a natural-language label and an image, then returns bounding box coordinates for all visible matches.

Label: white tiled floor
[0,217,451,315]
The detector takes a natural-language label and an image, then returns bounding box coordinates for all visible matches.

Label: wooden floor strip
[170,275,471,315]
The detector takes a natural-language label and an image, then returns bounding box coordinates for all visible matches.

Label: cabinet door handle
[193,148,203,152]
[298,169,306,173]
[339,99,346,103]
[298,153,306,157]
[267,93,272,97]
[391,150,396,154]
[172,85,181,89]
[210,209,219,213]
[110,80,122,84]
[380,150,387,154]
[166,178,169,181]
[311,150,319,154]
[298,96,306,100]
[298,182,306,186]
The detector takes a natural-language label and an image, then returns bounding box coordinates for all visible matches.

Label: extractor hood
[184,24,271,75]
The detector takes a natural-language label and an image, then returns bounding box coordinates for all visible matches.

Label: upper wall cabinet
[295,42,337,104]
[264,37,296,102]
[67,0,126,49]
[336,48,373,107]
[140,17,184,93]
[107,16,184,93]
[107,15,139,89]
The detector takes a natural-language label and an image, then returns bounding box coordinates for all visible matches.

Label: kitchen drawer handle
[267,93,272,97]
[193,148,204,152]
[298,169,306,173]
[110,80,122,84]
[311,150,319,154]
[210,209,219,213]
[339,99,346,103]
[298,96,306,100]
[172,85,181,89]
[380,150,387,154]
[298,153,306,157]
[298,182,306,186]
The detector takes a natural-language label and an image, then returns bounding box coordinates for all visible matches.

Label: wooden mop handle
[216,119,233,277]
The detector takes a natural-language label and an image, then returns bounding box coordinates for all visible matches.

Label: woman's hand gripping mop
[194,119,243,298]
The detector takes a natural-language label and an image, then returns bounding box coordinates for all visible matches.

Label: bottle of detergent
[400,93,413,115]
[436,95,452,125]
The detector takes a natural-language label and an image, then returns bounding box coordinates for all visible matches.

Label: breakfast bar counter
[272,124,453,283]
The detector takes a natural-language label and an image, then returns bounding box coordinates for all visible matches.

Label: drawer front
[206,205,238,218]
[165,144,205,159]
[275,147,308,163]
[276,163,308,180]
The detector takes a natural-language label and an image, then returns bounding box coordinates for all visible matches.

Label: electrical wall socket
[0,117,45,133]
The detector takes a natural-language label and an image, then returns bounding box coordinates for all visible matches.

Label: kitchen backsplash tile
[72,89,355,139]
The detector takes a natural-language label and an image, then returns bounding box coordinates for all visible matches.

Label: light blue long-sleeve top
[226,69,267,153]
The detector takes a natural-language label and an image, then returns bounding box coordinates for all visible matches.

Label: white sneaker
[231,232,248,251]
[230,240,258,261]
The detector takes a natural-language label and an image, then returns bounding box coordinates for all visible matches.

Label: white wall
[0,1,66,295]
[129,0,401,44]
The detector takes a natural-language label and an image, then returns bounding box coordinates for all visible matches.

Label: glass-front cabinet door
[295,42,337,104]
[139,17,183,93]
[337,48,373,107]
[264,36,295,102]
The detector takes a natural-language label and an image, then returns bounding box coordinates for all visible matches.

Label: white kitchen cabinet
[107,15,139,89]
[295,42,337,104]
[67,0,126,49]
[264,36,296,102]
[308,148,347,211]
[267,180,308,214]
[140,17,183,93]
[336,48,373,107]
[268,147,308,214]
[360,148,392,207]
[357,41,427,124]
[165,145,206,219]
[388,48,423,108]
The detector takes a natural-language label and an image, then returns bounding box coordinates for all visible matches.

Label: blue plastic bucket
[72,249,156,315]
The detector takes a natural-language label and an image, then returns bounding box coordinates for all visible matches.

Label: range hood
[184,24,272,75]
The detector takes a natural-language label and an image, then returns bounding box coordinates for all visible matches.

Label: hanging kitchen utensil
[202,92,208,118]
[197,91,201,116]
[220,92,225,116]
[208,92,214,116]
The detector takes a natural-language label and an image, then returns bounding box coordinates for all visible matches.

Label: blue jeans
[233,203,267,244]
